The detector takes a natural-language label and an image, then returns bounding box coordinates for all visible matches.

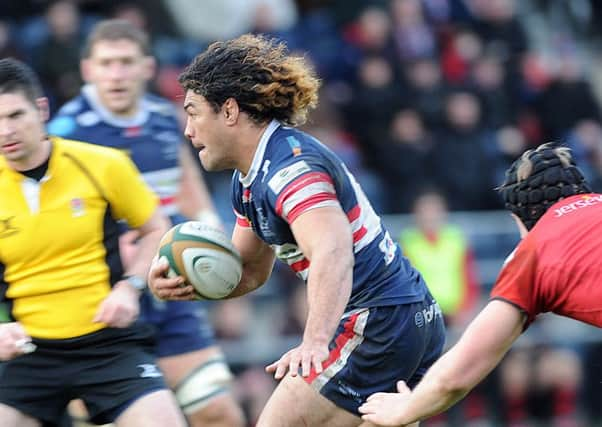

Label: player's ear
[222,98,239,125]
[510,213,529,238]
[80,59,92,83]
[35,97,50,122]
[142,55,156,81]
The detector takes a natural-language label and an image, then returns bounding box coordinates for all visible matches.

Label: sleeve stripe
[352,226,368,243]
[234,209,251,228]
[277,181,336,218]
[275,172,334,214]
[286,197,339,223]
[347,205,361,222]
[290,258,310,273]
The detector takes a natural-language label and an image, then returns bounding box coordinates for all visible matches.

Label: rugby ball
[157,221,242,299]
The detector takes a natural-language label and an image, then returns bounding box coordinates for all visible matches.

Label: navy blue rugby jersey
[48,84,185,221]
[232,120,427,309]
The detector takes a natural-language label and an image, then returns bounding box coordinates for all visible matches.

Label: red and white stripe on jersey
[271,243,309,281]
[306,308,369,390]
[142,167,182,217]
[234,209,251,228]
[345,170,382,252]
[274,172,338,223]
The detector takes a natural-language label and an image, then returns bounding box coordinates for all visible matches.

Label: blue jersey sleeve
[47,115,78,137]
[264,156,341,224]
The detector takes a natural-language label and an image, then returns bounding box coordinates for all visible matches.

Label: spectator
[535,50,601,141]
[399,189,480,325]
[431,89,499,210]
[376,108,435,213]
[34,0,85,111]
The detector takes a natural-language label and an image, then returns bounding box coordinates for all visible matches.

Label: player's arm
[121,208,171,280]
[227,223,276,297]
[95,153,171,326]
[177,144,221,226]
[359,300,525,426]
[267,204,354,379]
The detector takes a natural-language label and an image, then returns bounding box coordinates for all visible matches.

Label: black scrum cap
[499,144,591,230]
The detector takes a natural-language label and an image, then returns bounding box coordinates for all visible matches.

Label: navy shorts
[305,293,446,415]
[0,325,167,426]
[139,292,215,358]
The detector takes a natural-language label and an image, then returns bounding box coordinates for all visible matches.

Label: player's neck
[236,121,271,176]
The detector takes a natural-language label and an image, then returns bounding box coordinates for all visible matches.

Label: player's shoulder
[47,95,87,136]
[53,136,130,165]
[263,128,337,192]
[141,93,178,118]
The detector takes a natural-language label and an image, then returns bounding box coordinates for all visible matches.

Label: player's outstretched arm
[266,205,353,379]
[359,300,525,426]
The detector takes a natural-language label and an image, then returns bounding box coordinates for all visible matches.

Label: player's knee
[174,355,244,426]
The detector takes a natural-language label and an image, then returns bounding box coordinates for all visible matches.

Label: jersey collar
[239,119,280,187]
[1,137,60,182]
[81,84,149,127]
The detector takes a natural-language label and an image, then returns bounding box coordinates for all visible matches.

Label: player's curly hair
[178,34,320,127]
[498,142,591,230]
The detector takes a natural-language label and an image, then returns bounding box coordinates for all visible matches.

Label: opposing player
[359,143,602,426]
[148,34,446,427]
[47,20,244,427]
[0,58,186,427]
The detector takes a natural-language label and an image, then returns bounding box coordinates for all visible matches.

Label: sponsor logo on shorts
[414,301,442,328]
[336,380,362,403]
[138,364,163,378]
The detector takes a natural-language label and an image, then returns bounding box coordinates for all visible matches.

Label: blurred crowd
[3,0,602,216]
[3,0,602,425]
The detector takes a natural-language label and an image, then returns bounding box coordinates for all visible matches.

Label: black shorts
[0,324,168,425]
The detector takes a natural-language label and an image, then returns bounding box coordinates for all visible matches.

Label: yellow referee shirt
[0,137,158,339]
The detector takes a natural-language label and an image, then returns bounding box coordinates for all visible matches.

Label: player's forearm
[227,264,272,298]
[304,249,353,344]
[400,302,524,424]
[127,215,170,278]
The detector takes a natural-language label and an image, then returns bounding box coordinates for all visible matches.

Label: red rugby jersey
[491,194,602,328]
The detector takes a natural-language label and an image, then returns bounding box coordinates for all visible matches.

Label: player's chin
[199,154,225,172]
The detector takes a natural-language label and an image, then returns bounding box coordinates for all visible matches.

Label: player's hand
[93,281,140,328]
[147,256,196,301]
[265,340,329,380]
[358,380,412,426]
[0,322,36,361]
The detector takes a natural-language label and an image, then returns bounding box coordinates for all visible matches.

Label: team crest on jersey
[286,136,302,156]
[267,160,311,193]
[70,198,85,217]
[0,216,19,238]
